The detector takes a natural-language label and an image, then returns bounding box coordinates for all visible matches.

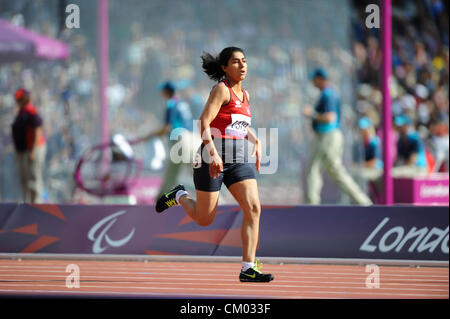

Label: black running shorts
[193,139,257,192]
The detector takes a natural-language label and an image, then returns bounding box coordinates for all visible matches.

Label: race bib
[225,114,251,139]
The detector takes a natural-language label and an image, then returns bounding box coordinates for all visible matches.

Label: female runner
[155,47,273,283]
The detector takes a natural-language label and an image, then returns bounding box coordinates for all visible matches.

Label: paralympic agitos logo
[87,210,136,254]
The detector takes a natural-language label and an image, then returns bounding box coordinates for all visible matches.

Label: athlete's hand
[251,140,262,173]
[209,152,223,179]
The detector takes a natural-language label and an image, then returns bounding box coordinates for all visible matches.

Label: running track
[0,259,447,298]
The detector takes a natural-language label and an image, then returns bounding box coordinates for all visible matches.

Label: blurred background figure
[351,116,383,203]
[392,114,429,178]
[357,116,383,179]
[11,88,47,203]
[303,68,372,205]
[428,115,449,172]
[138,81,200,197]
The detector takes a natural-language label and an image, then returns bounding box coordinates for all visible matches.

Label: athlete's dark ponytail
[201,47,245,82]
[201,52,223,82]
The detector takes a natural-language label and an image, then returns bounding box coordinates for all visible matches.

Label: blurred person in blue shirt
[358,117,383,172]
[428,115,449,172]
[392,114,428,178]
[140,81,201,197]
[351,116,384,202]
[303,68,372,205]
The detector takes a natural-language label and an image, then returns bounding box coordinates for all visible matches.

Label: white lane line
[1,280,446,293]
[1,253,446,268]
[0,282,447,298]
[0,278,447,292]
[0,289,275,299]
[0,267,447,279]
[0,264,447,275]
[0,273,448,289]
[0,269,447,283]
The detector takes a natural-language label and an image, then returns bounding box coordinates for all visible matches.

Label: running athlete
[155,47,273,283]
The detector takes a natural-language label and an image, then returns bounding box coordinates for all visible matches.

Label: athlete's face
[222,51,247,82]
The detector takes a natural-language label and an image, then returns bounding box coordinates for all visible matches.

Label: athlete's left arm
[246,127,261,173]
[244,91,261,172]
[244,90,259,146]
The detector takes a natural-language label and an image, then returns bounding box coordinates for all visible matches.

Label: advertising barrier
[394,174,449,205]
[0,203,448,261]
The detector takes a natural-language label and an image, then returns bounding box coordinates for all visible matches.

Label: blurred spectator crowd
[352,0,449,172]
[0,0,448,204]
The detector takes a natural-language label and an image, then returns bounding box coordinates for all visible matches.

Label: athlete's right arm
[199,83,229,178]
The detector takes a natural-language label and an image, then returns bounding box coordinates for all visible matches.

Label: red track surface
[0,259,448,298]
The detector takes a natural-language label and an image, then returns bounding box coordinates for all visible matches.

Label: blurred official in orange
[11,88,47,203]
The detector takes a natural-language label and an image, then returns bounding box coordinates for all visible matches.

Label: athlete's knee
[197,215,215,227]
[195,207,217,227]
[243,202,261,221]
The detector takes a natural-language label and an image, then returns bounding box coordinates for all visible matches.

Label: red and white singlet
[209,79,252,140]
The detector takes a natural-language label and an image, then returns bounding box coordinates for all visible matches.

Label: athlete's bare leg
[227,179,260,263]
[178,190,220,226]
